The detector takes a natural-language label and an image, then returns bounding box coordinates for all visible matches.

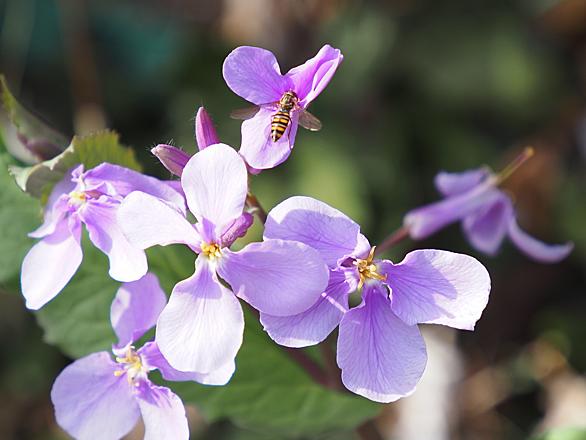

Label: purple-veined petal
[286,44,343,107]
[81,200,147,282]
[181,144,247,231]
[195,107,220,150]
[463,193,514,255]
[83,163,186,214]
[118,191,200,249]
[507,218,574,263]
[264,196,364,266]
[111,273,167,349]
[239,107,298,170]
[139,341,235,386]
[404,183,502,240]
[136,382,189,440]
[151,144,191,177]
[220,212,254,247]
[51,352,140,440]
[434,167,492,197]
[260,268,355,347]
[21,216,82,310]
[223,46,289,105]
[337,283,427,403]
[379,249,490,330]
[218,239,329,316]
[156,258,244,373]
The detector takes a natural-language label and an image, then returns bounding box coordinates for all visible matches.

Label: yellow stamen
[494,146,535,186]
[68,191,87,206]
[201,242,222,260]
[113,346,145,385]
[354,246,387,289]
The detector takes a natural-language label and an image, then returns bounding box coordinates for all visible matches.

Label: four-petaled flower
[404,151,573,263]
[118,144,329,374]
[20,163,185,310]
[261,196,491,403]
[51,273,232,440]
[223,45,343,170]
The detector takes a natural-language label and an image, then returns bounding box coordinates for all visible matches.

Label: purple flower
[51,273,232,440]
[118,144,329,374]
[404,151,573,263]
[223,45,343,170]
[261,196,491,403]
[20,163,185,310]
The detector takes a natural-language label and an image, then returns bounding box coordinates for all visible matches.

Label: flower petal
[136,383,189,440]
[217,239,329,316]
[463,193,514,255]
[223,46,289,105]
[21,216,82,310]
[111,273,167,349]
[337,283,427,403]
[51,352,140,440]
[139,341,235,386]
[286,44,343,106]
[379,249,491,330]
[181,143,248,230]
[156,258,244,373]
[83,163,185,213]
[118,191,200,249]
[260,268,354,347]
[404,184,502,240]
[239,107,298,170]
[508,218,574,263]
[264,196,364,266]
[81,200,148,282]
[434,167,492,197]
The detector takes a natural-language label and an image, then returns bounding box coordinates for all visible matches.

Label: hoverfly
[230,91,322,142]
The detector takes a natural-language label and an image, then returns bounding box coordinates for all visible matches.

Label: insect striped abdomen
[270,110,291,142]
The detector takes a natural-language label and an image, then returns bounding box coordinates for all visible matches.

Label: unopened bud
[151,144,191,177]
[195,107,220,150]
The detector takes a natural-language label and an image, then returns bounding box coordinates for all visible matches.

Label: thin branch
[375,225,410,256]
[246,192,267,224]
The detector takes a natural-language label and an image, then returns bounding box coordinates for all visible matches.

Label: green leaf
[35,240,380,436]
[531,427,586,440]
[0,152,41,284]
[9,130,142,202]
[0,75,68,163]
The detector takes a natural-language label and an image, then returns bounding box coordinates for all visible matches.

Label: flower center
[114,347,146,386]
[201,242,222,260]
[354,246,386,289]
[68,191,87,206]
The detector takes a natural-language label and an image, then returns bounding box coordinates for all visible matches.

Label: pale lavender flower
[404,149,573,263]
[261,196,491,403]
[20,163,185,310]
[118,144,329,374]
[223,45,343,170]
[51,273,232,440]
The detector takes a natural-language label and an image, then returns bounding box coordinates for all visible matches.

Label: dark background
[0,0,585,438]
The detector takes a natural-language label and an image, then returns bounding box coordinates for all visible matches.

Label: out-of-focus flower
[404,148,573,263]
[51,273,231,440]
[223,45,343,170]
[262,196,491,403]
[20,164,185,310]
[118,144,329,374]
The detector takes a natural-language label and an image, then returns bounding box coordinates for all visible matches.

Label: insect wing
[230,106,261,120]
[298,110,322,131]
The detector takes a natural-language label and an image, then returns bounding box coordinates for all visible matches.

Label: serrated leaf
[0,75,68,163]
[35,240,380,436]
[9,130,142,202]
[0,152,41,284]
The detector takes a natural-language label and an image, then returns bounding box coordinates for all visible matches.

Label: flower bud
[151,144,191,177]
[195,107,220,150]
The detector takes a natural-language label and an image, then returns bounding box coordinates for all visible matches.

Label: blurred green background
[0,0,585,439]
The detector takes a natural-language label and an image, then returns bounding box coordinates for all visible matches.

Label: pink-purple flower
[223,45,343,170]
[404,157,574,263]
[118,144,329,375]
[51,273,232,440]
[20,163,185,310]
[261,196,491,403]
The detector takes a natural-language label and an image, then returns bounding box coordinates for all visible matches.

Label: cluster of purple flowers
[18,45,572,439]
